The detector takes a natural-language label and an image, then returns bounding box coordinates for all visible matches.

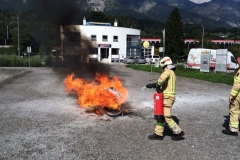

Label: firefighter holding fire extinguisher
[222,55,240,136]
[146,56,185,141]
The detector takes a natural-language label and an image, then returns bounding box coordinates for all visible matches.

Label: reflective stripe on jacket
[230,68,240,99]
[157,68,176,97]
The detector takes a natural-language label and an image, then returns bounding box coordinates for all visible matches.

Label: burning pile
[64,73,128,113]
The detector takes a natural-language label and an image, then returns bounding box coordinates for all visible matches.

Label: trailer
[186,48,238,70]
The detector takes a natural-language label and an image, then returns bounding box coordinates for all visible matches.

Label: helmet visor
[160,61,165,67]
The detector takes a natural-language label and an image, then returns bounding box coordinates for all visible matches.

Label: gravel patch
[0,64,239,159]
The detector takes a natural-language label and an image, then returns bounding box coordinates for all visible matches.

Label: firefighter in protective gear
[222,55,240,136]
[148,56,185,141]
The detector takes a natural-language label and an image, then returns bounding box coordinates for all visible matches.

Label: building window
[102,35,108,42]
[91,35,96,41]
[113,36,118,42]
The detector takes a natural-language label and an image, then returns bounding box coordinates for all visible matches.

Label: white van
[186,48,238,70]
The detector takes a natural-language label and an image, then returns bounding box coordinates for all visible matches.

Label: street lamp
[163,29,165,58]
[17,14,20,58]
[201,25,204,48]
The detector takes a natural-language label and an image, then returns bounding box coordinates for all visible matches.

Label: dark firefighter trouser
[229,96,240,132]
[155,96,182,136]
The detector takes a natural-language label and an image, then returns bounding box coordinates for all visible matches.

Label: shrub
[0,55,48,67]
[0,47,16,55]
[44,56,52,67]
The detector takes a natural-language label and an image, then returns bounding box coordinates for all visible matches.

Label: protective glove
[146,83,156,88]
[156,84,161,93]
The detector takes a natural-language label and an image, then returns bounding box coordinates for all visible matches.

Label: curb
[0,69,31,85]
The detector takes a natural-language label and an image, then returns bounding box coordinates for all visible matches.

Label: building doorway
[101,48,108,59]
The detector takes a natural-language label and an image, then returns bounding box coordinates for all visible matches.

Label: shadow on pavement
[222,115,229,130]
[163,116,181,136]
[222,115,240,130]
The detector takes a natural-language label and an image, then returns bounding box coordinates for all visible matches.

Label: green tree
[87,11,112,23]
[228,44,240,57]
[201,39,219,49]
[164,7,185,62]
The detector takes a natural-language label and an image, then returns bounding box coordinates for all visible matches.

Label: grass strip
[126,64,234,85]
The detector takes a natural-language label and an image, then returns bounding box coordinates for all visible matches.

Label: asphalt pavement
[0,65,239,160]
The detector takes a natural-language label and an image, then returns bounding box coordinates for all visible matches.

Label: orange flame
[64,73,128,110]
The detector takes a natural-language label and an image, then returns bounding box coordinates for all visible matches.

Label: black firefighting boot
[222,129,238,136]
[171,131,185,141]
[148,133,164,140]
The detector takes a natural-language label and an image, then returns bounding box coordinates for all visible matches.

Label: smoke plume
[30,0,83,25]
[28,0,111,78]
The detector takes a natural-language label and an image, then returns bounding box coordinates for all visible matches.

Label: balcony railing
[127,41,141,47]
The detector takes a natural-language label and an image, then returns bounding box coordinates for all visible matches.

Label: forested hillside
[1,8,240,56]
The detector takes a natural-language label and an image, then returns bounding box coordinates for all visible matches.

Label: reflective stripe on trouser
[229,98,240,132]
[155,97,182,135]
[155,114,182,135]
[165,115,182,134]
[155,122,164,136]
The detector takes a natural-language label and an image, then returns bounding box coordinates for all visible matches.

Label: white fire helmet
[160,57,172,67]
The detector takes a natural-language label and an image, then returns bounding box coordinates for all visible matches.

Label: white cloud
[190,0,240,4]
[189,0,211,4]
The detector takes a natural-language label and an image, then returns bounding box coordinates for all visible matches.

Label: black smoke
[29,0,83,25]
[27,0,111,78]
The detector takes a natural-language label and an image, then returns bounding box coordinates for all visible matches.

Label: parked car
[122,57,127,63]
[144,55,152,63]
[151,55,160,64]
[126,57,135,64]
[183,60,187,68]
[135,57,146,64]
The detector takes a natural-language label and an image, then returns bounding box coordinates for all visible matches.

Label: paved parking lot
[0,65,239,159]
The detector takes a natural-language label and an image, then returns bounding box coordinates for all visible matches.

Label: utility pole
[5,26,8,46]
[7,25,8,40]
[202,25,204,48]
[163,29,165,58]
[27,46,31,67]
[17,14,20,58]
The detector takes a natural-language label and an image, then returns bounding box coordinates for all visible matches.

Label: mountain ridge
[88,0,240,28]
[0,0,240,28]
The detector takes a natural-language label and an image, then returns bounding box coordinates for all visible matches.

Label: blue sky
[190,0,240,4]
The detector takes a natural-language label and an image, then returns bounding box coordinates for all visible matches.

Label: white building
[60,17,141,63]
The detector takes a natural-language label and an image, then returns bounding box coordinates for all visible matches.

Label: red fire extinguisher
[154,92,164,119]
